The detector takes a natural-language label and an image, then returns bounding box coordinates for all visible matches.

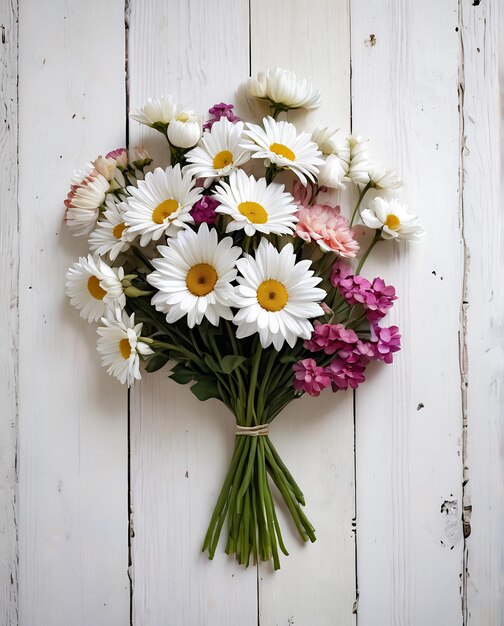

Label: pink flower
[295,204,359,257]
[190,196,219,225]
[293,359,332,396]
[366,278,397,320]
[328,359,367,391]
[337,274,373,305]
[203,102,240,130]
[330,260,353,287]
[105,148,128,168]
[305,323,358,355]
[371,324,401,364]
[292,180,313,208]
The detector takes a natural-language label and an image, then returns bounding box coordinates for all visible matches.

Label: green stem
[350,181,371,226]
[356,231,382,275]
[246,340,263,425]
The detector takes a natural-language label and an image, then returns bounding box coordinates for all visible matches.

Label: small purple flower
[366,277,397,320]
[371,324,401,364]
[305,323,358,355]
[293,358,332,397]
[338,274,373,306]
[328,359,367,391]
[203,102,240,130]
[330,260,353,288]
[190,196,220,225]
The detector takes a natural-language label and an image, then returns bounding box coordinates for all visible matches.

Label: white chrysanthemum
[89,198,134,261]
[212,170,298,237]
[360,197,424,240]
[65,255,125,322]
[311,127,351,162]
[248,67,321,111]
[167,111,203,148]
[185,118,250,179]
[147,223,241,328]
[64,164,110,236]
[97,311,153,386]
[232,239,326,350]
[368,165,402,190]
[130,95,181,127]
[124,164,202,246]
[348,135,371,185]
[241,117,323,186]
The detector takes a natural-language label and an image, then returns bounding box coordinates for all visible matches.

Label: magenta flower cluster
[203,102,240,130]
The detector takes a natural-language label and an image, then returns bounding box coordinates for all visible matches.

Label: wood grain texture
[17,2,129,624]
[459,1,504,623]
[127,2,258,624]
[250,2,357,624]
[0,0,19,623]
[351,1,465,624]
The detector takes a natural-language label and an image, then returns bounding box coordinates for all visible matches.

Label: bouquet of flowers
[64,67,422,570]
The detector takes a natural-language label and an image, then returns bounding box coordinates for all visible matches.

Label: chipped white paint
[0,1,502,624]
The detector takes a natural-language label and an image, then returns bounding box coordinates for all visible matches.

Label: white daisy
[97,310,153,386]
[167,111,203,148]
[64,164,110,236]
[360,197,424,240]
[348,135,371,185]
[241,117,323,186]
[212,170,298,237]
[65,255,125,322]
[123,164,202,246]
[368,165,402,190]
[185,118,250,179]
[247,67,321,111]
[232,239,326,350]
[130,95,181,127]
[311,128,350,190]
[147,223,241,328]
[89,198,134,261]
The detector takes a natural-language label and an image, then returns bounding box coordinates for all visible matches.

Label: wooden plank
[350,1,465,624]
[17,2,129,624]
[127,2,258,624]
[250,2,357,624]
[459,1,504,624]
[0,0,19,623]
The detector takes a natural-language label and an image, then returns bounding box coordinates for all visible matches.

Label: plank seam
[457,2,470,624]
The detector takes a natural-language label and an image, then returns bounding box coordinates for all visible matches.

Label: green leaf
[279,355,297,364]
[169,364,195,385]
[220,354,248,374]
[145,353,170,373]
[190,377,221,402]
[204,354,221,373]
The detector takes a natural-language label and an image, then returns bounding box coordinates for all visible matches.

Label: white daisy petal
[232,238,325,350]
[124,164,202,246]
[147,223,241,328]
[248,67,321,111]
[360,197,424,241]
[240,117,323,185]
[89,198,135,261]
[97,310,154,387]
[213,169,298,237]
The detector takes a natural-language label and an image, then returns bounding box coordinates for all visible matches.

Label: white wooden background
[1,0,502,624]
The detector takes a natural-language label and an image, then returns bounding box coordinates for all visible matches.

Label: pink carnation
[371,324,401,364]
[293,359,332,397]
[190,196,219,225]
[305,323,358,355]
[328,359,367,391]
[295,205,360,258]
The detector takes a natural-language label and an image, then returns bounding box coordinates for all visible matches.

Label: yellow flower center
[385,214,401,230]
[269,142,296,161]
[238,201,268,224]
[112,222,127,239]
[152,199,179,224]
[213,150,233,170]
[186,263,218,296]
[119,338,131,360]
[176,112,190,123]
[87,275,106,300]
[257,279,288,312]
